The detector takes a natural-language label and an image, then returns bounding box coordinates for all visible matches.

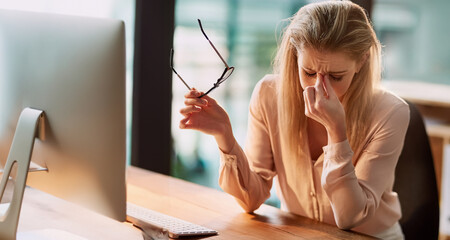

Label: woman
[179,1,409,239]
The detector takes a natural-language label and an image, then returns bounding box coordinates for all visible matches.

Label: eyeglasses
[170,19,234,98]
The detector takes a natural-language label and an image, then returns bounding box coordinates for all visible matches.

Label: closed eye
[330,75,343,81]
[304,71,316,77]
[303,69,343,81]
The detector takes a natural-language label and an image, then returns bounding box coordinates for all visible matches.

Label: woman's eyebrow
[303,67,348,74]
[329,70,347,74]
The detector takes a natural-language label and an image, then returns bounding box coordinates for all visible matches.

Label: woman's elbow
[236,198,263,213]
[335,218,357,230]
[333,208,372,230]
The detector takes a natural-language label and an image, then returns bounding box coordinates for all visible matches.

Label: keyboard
[126,202,218,238]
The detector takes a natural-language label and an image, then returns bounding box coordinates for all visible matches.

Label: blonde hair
[274,1,381,166]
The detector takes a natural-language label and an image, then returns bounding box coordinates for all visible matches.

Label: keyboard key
[126,202,217,238]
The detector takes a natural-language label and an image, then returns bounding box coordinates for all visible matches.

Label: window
[171,0,308,207]
[172,0,450,209]
[373,0,450,85]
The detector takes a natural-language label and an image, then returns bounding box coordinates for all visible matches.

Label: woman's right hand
[179,89,236,153]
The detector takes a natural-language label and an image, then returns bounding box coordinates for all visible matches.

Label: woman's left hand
[303,74,347,144]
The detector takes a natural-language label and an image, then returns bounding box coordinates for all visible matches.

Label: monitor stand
[0,108,45,240]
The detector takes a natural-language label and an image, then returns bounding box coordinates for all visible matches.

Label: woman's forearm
[215,125,236,154]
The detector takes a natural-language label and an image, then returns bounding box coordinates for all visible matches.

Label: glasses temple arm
[197,19,230,69]
[173,68,192,90]
[198,85,217,98]
[170,48,192,90]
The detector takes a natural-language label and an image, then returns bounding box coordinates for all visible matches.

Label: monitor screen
[0,9,127,221]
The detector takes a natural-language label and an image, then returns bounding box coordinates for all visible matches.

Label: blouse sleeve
[321,100,410,229]
[218,79,276,213]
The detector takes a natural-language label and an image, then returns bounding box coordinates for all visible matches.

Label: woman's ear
[356,51,369,73]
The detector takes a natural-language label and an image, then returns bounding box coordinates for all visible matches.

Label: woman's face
[297,48,360,101]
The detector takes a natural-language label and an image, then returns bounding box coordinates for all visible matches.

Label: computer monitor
[0,9,127,221]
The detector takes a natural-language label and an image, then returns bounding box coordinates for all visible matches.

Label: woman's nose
[314,73,324,84]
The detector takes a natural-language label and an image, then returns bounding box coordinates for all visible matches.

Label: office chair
[393,100,440,240]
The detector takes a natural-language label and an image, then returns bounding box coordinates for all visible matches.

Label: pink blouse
[218,75,410,236]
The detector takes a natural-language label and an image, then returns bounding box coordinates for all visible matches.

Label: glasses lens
[218,67,234,84]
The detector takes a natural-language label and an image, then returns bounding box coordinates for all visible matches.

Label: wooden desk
[7,166,375,239]
[382,81,450,109]
[126,166,375,240]
[14,185,142,239]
